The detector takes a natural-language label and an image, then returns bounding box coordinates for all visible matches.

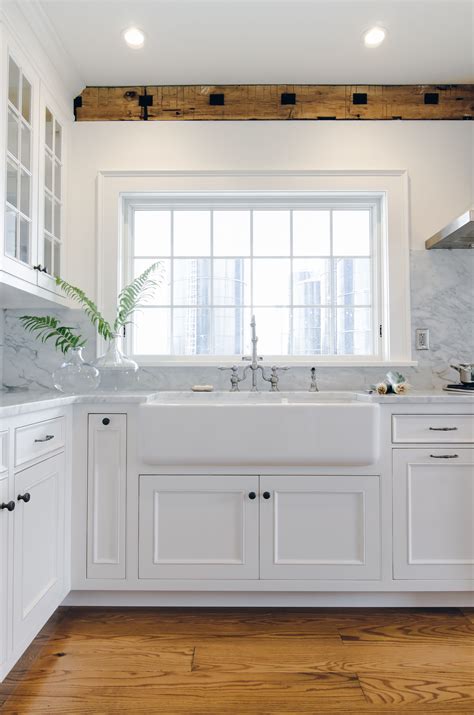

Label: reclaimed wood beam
[74,84,474,121]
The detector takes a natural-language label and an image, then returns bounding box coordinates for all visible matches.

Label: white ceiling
[26,0,474,86]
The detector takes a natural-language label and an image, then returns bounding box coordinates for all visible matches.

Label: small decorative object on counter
[370,371,410,395]
[18,315,100,393]
[93,332,138,391]
[52,346,100,394]
[191,385,214,392]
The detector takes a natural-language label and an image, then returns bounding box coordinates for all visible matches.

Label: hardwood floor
[1,607,473,714]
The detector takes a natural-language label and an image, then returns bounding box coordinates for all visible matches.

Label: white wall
[68,121,473,299]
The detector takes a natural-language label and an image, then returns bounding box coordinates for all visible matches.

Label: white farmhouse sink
[138,392,379,466]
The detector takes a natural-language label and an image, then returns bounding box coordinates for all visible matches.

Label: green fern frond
[113,261,163,333]
[19,316,86,354]
[55,277,113,341]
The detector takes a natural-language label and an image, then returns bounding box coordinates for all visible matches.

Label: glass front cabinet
[36,96,66,293]
[1,25,68,296]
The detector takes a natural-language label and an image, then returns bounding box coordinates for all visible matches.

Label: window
[125,194,381,360]
[42,106,63,275]
[4,55,33,265]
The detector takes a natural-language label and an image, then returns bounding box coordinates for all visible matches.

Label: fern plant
[19,263,162,354]
[55,261,162,340]
[19,316,86,354]
[54,278,114,341]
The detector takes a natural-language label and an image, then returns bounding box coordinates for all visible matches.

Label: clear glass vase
[93,333,138,391]
[52,347,100,394]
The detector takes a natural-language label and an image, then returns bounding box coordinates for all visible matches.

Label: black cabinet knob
[248,491,256,500]
[102,417,110,426]
[263,491,271,500]
[18,493,31,503]
[1,501,15,512]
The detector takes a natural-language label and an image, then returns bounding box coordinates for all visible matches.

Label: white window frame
[97,170,414,367]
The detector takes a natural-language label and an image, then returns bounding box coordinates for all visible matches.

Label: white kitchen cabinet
[36,88,67,293]
[1,32,39,285]
[87,414,127,579]
[260,475,381,580]
[393,449,474,580]
[13,453,65,654]
[0,23,70,303]
[139,475,260,579]
[0,474,12,678]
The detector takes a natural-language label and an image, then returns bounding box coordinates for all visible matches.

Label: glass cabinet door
[41,105,63,277]
[4,55,34,270]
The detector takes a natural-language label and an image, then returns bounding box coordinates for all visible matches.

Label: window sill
[135,358,419,368]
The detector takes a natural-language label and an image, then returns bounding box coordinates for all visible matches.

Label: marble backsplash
[2,249,473,393]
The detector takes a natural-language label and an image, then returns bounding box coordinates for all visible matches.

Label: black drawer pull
[263,491,271,500]
[248,492,256,500]
[429,454,459,459]
[429,427,458,431]
[1,501,15,512]
[18,493,31,503]
[34,434,54,443]
[102,418,110,426]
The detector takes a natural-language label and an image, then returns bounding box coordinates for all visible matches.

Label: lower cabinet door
[13,454,65,652]
[393,449,474,580]
[87,414,127,579]
[139,475,259,579]
[0,477,10,677]
[260,475,381,580]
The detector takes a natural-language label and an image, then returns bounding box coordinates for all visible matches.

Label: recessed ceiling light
[363,26,387,49]
[123,27,145,49]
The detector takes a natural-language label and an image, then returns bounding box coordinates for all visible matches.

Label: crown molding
[1,0,84,109]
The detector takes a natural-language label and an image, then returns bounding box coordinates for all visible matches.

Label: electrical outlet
[415,328,430,350]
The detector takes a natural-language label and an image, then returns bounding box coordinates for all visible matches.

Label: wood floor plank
[192,637,474,674]
[339,610,474,645]
[1,671,366,712]
[461,608,474,624]
[358,670,474,710]
[50,607,341,639]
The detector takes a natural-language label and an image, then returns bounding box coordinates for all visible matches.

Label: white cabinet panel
[393,449,474,580]
[260,475,381,580]
[0,478,12,676]
[0,431,8,475]
[87,414,126,579]
[139,475,259,579]
[13,454,65,651]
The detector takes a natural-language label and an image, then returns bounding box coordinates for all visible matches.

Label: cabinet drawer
[392,414,474,444]
[15,417,65,467]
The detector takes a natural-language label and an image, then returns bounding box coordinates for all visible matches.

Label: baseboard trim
[62,590,474,608]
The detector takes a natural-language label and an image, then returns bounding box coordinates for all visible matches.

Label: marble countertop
[0,390,160,418]
[0,388,473,418]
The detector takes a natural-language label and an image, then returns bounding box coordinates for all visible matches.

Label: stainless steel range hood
[425,209,474,249]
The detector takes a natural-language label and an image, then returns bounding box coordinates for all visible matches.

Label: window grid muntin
[5,55,33,264]
[129,200,378,358]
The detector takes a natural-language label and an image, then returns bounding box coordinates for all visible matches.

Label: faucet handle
[263,365,290,392]
[309,366,319,392]
[218,364,244,392]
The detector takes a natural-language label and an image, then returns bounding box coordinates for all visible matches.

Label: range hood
[425,209,474,249]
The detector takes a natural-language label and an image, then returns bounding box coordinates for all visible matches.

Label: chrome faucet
[219,316,289,392]
[242,315,265,391]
